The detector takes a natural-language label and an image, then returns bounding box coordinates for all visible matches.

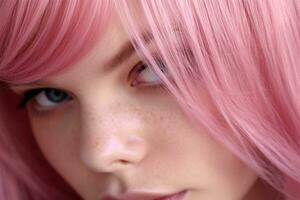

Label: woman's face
[11,11,272,200]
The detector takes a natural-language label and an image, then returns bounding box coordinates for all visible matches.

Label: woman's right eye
[17,88,72,110]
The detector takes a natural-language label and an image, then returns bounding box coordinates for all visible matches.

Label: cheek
[27,105,79,175]
[27,106,113,198]
[145,102,257,196]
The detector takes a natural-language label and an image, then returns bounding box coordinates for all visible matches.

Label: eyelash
[16,60,167,110]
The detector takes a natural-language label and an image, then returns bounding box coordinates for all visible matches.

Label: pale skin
[10,9,280,200]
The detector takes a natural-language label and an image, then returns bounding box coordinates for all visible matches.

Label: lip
[101,190,188,200]
[154,190,188,200]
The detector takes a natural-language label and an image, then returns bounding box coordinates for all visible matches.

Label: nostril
[119,160,130,165]
[108,159,131,171]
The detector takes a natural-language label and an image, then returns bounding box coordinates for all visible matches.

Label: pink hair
[115,1,300,199]
[0,0,112,199]
[0,0,299,199]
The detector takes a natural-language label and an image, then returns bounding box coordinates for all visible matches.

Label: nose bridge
[79,101,148,173]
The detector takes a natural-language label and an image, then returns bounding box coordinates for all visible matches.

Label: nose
[79,111,149,173]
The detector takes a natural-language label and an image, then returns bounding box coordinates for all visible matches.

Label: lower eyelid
[27,103,52,118]
[29,99,73,118]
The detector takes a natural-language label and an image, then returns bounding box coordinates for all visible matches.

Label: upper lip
[101,190,185,200]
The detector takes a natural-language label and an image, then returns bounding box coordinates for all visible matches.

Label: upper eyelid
[11,58,142,91]
[11,86,75,99]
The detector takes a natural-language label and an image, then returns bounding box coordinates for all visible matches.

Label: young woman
[0,1,299,199]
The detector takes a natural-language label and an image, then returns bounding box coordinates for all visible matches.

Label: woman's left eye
[17,88,71,110]
[131,60,167,87]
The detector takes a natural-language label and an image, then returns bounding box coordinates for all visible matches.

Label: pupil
[45,89,67,102]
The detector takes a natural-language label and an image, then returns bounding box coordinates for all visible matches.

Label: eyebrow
[102,30,153,72]
[102,40,136,73]
[10,32,154,87]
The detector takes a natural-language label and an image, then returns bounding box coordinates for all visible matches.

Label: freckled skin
[25,9,278,200]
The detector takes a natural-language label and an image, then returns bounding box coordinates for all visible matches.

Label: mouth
[154,190,188,200]
[101,190,189,200]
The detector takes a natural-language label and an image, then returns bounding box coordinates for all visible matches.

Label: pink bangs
[0,0,112,84]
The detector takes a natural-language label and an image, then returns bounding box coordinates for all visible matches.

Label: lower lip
[155,190,188,200]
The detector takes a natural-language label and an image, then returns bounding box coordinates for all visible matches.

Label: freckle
[97,106,144,136]
[100,103,178,136]
[94,139,100,147]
